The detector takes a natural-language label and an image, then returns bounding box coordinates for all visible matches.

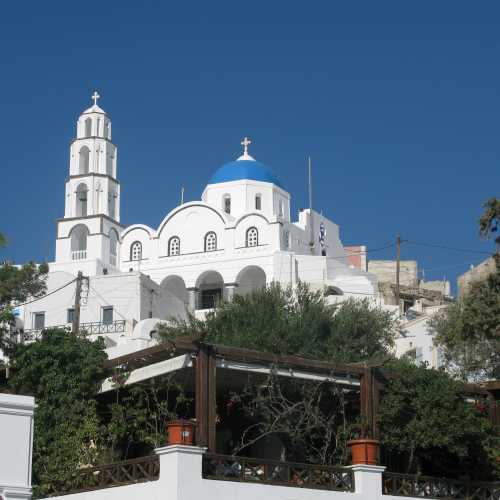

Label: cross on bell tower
[91,91,100,106]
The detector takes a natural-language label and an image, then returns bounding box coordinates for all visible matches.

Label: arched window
[79,146,90,174]
[279,200,284,218]
[223,195,231,214]
[96,118,101,137]
[70,224,89,260]
[108,191,116,219]
[76,183,88,217]
[130,241,142,261]
[109,229,118,265]
[246,227,258,247]
[204,232,217,252]
[84,118,92,137]
[255,194,262,210]
[168,236,180,256]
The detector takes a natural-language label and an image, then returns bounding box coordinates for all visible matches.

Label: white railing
[72,250,87,260]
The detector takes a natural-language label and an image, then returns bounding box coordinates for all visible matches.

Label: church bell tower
[54,92,122,274]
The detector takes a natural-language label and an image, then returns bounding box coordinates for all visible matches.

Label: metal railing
[49,455,160,496]
[202,454,354,492]
[383,472,500,499]
[80,320,126,334]
[72,250,87,260]
[18,320,126,342]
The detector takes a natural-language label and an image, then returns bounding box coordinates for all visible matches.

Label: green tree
[159,282,395,363]
[0,232,7,248]
[378,359,499,480]
[6,329,108,497]
[0,260,49,345]
[430,198,500,381]
[479,197,500,245]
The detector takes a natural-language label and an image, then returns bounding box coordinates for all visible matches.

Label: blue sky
[0,1,498,292]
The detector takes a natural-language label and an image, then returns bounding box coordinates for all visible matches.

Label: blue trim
[209,160,284,189]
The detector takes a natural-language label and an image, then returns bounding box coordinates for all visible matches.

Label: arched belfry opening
[75,183,88,217]
[84,118,92,137]
[79,146,90,174]
[70,224,89,260]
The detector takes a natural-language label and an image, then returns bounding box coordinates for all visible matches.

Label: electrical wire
[404,240,493,255]
[13,277,76,307]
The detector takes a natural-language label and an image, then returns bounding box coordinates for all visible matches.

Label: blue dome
[209,160,284,189]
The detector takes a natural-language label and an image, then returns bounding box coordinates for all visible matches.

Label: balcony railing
[72,250,87,260]
[80,320,126,335]
[18,320,127,343]
[202,454,354,492]
[383,472,500,499]
[49,455,160,496]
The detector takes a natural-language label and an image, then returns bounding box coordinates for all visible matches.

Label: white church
[16,93,379,357]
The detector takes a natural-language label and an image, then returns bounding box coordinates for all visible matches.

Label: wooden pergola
[103,336,385,452]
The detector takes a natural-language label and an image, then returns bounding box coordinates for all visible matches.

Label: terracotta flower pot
[166,420,195,445]
[347,438,380,465]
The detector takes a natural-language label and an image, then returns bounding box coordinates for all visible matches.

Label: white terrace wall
[44,446,434,500]
[0,393,35,500]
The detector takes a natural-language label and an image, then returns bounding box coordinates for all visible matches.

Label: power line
[13,278,76,308]
[404,240,492,256]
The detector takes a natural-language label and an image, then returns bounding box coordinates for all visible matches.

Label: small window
[246,227,259,247]
[34,312,45,330]
[102,306,113,325]
[255,194,262,210]
[204,232,217,252]
[130,241,142,261]
[223,195,231,214]
[67,308,75,324]
[279,200,284,218]
[169,236,180,256]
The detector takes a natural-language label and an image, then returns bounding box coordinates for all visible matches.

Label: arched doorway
[160,275,188,318]
[196,270,224,310]
[236,266,266,297]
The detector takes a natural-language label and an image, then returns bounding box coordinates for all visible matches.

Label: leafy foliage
[105,375,193,460]
[6,329,107,497]
[479,197,500,244]
[378,359,499,480]
[0,261,48,345]
[159,282,396,363]
[430,254,500,381]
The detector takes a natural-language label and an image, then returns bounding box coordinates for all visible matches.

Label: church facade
[18,95,378,357]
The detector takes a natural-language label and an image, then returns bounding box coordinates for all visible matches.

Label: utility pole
[72,271,83,335]
[395,234,401,315]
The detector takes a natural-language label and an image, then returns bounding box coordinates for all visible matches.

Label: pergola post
[360,368,380,439]
[195,344,217,452]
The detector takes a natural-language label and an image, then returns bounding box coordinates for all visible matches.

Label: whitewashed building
[16,93,378,357]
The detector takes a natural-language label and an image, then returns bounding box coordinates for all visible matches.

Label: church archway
[236,266,266,297]
[70,224,89,260]
[75,183,88,217]
[160,275,188,318]
[196,270,224,310]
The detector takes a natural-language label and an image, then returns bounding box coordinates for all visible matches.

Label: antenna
[181,185,185,205]
[308,156,314,254]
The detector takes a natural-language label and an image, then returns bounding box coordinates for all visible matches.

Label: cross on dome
[237,136,255,161]
[92,91,101,106]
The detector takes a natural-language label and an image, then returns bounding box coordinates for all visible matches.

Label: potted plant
[347,419,380,465]
[166,419,196,446]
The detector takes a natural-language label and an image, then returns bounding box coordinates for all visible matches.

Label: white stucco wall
[0,393,35,500]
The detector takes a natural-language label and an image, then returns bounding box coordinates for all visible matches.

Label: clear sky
[0,1,498,293]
